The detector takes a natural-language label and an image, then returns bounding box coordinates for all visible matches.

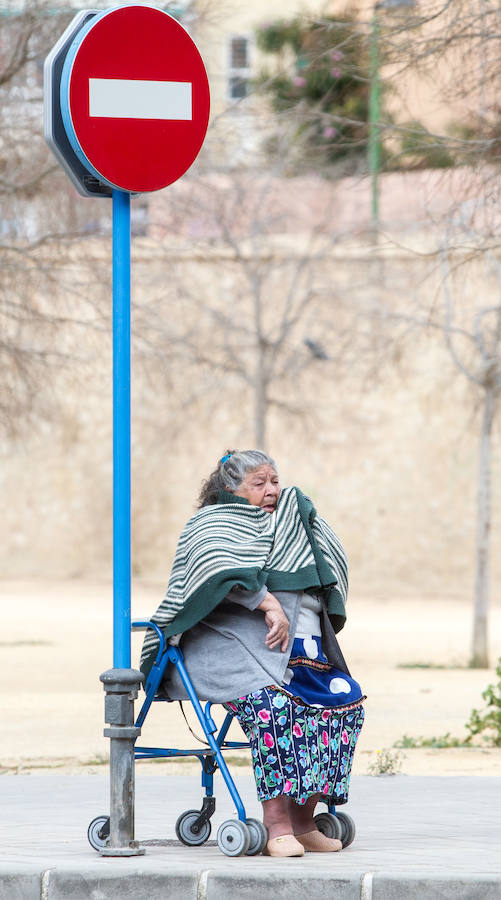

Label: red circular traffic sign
[61,5,210,192]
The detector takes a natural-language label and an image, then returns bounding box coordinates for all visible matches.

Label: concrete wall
[2,217,500,603]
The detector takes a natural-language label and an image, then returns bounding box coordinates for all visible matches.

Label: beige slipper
[296,830,343,852]
[263,834,305,857]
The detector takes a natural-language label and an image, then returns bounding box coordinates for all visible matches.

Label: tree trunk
[471,384,495,668]
[254,351,267,449]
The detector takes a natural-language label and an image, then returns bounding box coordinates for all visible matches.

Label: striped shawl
[140,486,348,678]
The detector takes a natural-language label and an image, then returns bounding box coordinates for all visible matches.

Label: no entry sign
[60,5,210,193]
[44,11,211,854]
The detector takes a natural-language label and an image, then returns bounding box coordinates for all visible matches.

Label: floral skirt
[224,687,365,806]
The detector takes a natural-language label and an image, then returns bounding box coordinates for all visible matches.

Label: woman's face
[233,464,280,513]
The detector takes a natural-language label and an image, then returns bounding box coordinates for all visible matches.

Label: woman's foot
[288,791,323,834]
[261,795,339,855]
[261,796,296,841]
[295,829,342,852]
[263,834,305,857]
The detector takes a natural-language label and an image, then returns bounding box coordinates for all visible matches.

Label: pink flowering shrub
[255,13,369,167]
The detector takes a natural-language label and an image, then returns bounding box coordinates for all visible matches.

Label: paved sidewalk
[1,775,500,899]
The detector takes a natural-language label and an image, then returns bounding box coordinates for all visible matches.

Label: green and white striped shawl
[140,486,348,679]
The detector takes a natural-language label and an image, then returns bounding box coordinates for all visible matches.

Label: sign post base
[99,668,145,857]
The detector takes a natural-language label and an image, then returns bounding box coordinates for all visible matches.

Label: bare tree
[386,207,501,668]
[0,4,115,433]
[134,179,320,447]
[131,166,394,450]
[377,2,501,666]
[375,0,501,172]
[438,222,501,668]
[296,0,501,665]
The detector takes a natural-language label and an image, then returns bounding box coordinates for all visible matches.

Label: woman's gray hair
[197,449,277,507]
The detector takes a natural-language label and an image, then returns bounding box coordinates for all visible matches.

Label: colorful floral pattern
[224,687,364,806]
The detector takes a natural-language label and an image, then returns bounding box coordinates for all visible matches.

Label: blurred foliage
[394,733,467,749]
[255,15,370,170]
[465,659,501,747]
[449,114,501,166]
[397,120,455,169]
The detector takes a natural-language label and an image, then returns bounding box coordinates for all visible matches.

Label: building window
[228,36,250,100]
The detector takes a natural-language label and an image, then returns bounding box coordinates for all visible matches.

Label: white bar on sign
[89,78,192,120]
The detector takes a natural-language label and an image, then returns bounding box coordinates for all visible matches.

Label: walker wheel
[313,812,342,841]
[245,818,268,855]
[217,819,250,857]
[175,809,212,846]
[87,815,110,851]
[335,811,356,848]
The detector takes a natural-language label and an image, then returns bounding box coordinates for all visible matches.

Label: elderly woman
[140,450,364,858]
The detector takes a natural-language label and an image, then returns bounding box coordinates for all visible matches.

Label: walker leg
[202,754,215,796]
[172,651,247,822]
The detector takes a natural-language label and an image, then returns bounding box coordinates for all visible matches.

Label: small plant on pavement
[465,658,501,747]
[367,747,403,775]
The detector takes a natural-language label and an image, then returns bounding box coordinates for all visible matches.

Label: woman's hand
[257,591,290,652]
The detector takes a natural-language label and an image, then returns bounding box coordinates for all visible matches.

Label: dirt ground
[2,578,501,778]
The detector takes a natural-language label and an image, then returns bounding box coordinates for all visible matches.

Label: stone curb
[205,870,362,899]
[371,874,501,900]
[0,867,41,900]
[2,867,501,900]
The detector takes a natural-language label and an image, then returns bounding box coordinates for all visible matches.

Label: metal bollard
[99,668,145,856]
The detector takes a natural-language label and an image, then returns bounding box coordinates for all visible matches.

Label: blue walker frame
[126,620,356,853]
[133,619,250,825]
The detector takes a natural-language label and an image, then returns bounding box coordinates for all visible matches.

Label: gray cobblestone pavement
[1,775,500,899]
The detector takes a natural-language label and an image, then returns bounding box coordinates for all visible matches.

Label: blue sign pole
[48,5,209,854]
[112,188,131,670]
[99,190,144,856]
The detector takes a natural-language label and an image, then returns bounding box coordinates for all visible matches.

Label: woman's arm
[257,591,290,652]
[229,586,290,652]
[228,585,267,610]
